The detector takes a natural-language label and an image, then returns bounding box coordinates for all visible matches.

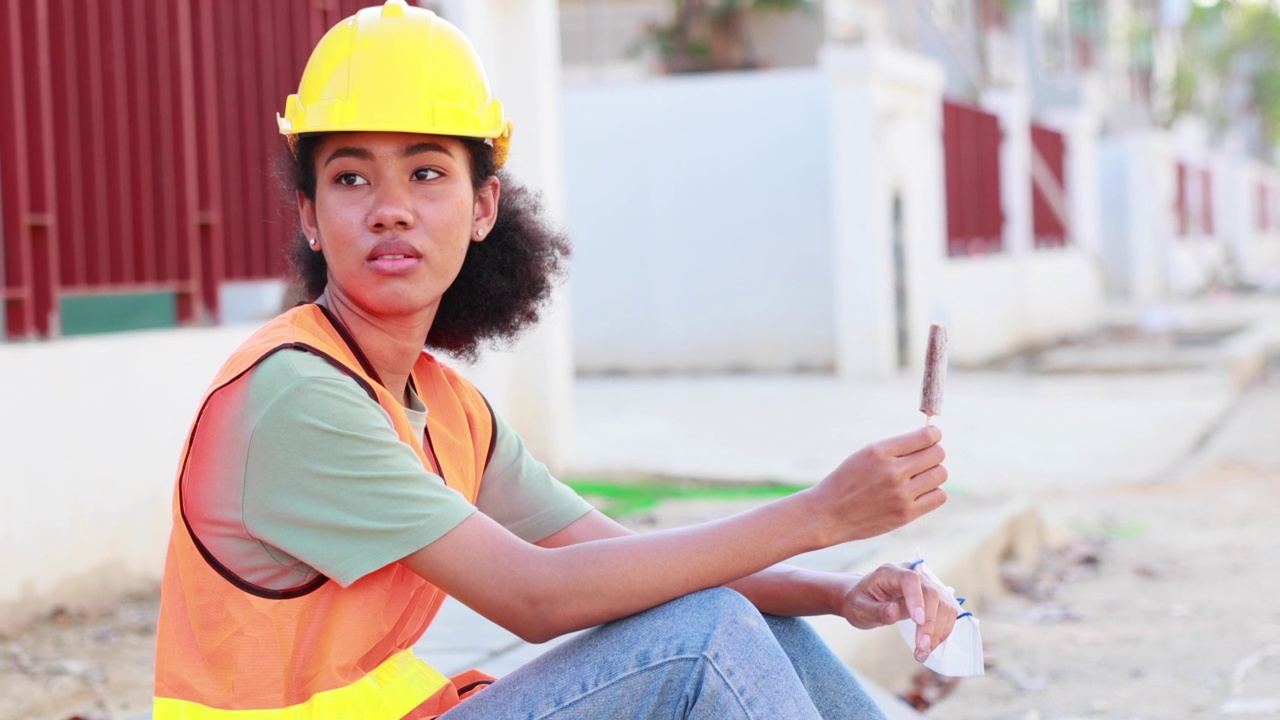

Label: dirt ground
[4,381,1278,720]
[928,461,1280,719]
[927,378,1280,720]
[1,591,155,720]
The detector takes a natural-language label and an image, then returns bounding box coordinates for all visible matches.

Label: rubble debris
[1002,534,1105,602]
[899,667,963,710]
[1017,603,1081,625]
[999,663,1048,693]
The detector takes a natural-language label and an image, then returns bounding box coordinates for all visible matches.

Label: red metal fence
[942,99,1004,256]
[0,0,369,339]
[1174,161,1216,238]
[1175,162,1189,236]
[1200,168,1214,235]
[1261,181,1272,233]
[1030,122,1067,248]
[1259,177,1280,234]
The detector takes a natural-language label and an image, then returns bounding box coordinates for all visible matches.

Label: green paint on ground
[564,478,808,519]
[1103,520,1150,538]
[1070,518,1150,539]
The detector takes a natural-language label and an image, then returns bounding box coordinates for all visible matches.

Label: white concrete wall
[1022,247,1107,344]
[563,69,836,373]
[938,254,1025,363]
[1168,238,1231,296]
[938,246,1104,365]
[563,42,1109,374]
[0,326,253,631]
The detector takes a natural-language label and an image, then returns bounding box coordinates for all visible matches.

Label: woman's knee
[662,588,760,629]
[678,586,756,614]
[618,588,767,650]
[763,613,823,649]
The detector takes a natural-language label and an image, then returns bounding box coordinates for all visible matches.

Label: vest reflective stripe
[155,305,494,717]
[153,649,448,719]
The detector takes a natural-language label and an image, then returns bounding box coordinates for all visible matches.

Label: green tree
[636,0,814,73]
[1171,0,1280,155]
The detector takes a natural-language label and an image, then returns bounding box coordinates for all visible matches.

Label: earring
[476,228,485,238]
[308,237,317,248]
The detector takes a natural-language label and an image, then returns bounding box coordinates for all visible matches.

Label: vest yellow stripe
[153,650,448,719]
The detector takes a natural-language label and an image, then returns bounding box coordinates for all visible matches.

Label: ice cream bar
[920,323,947,422]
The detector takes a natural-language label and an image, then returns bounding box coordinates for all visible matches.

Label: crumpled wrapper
[895,556,984,677]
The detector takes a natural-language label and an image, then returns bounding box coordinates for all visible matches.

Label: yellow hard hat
[278,0,512,167]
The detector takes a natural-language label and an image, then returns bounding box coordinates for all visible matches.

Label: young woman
[153,2,955,718]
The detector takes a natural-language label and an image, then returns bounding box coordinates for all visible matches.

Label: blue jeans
[438,588,890,719]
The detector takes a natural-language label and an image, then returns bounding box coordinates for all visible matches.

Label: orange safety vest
[154,304,496,719]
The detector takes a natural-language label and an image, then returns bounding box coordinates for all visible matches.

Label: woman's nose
[369,182,414,230]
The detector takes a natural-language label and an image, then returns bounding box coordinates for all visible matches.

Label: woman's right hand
[807,426,948,545]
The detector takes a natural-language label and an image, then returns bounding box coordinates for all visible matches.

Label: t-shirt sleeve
[476,411,594,543]
[241,351,477,587]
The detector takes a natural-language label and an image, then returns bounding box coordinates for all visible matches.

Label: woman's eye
[413,168,442,182]
[336,173,367,187]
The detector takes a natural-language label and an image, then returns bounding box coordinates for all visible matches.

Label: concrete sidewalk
[411,295,1280,717]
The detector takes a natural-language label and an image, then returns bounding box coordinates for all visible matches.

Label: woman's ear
[297,190,320,249]
[472,175,501,241]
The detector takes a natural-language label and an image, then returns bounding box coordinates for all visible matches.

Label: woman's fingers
[912,580,940,661]
[932,595,958,650]
[907,464,949,499]
[908,568,962,663]
[897,567,926,626]
[844,563,967,665]
[877,426,943,458]
[899,441,946,476]
[819,425,947,543]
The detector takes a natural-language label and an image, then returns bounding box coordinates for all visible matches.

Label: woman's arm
[400,426,946,644]
[536,510,843,617]
[535,509,956,662]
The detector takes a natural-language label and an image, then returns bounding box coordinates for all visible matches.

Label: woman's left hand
[838,563,960,663]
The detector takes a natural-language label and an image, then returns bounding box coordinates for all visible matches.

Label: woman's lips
[367,241,421,275]
[368,254,420,274]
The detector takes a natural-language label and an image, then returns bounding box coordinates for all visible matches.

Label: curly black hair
[281,134,571,362]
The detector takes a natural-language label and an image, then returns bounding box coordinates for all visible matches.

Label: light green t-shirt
[183,348,593,590]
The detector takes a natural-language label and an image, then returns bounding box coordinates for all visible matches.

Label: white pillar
[981,89,1034,259]
[432,0,575,474]
[822,42,946,379]
[1041,94,1105,262]
[1132,131,1175,302]
[1228,160,1259,284]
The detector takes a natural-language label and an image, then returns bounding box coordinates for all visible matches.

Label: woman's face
[298,131,498,324]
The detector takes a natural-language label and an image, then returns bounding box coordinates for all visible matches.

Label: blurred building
[558,0,1280,375]
[5,0,1276,353]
